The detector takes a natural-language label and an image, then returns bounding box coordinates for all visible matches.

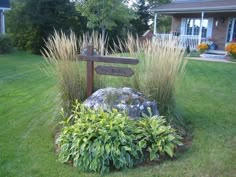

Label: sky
[127,0,137,7]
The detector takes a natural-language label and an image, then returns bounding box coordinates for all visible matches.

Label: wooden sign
[95,66,134,77]
[79,55,139,65]
[78,45,139,97]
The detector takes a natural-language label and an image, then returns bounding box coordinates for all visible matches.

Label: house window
[227,18,236,42]
[185,18,209,38]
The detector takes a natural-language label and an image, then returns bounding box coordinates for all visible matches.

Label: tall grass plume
[116,35,187,125]
[41,30,86,112]
[78,31,108,89]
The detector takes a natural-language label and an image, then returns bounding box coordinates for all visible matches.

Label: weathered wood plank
[86,46,94,97]
[95,66,134,77]
[78,55,139,65]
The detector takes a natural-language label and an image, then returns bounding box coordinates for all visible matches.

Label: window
[185,18,209,38]
[227,18,236,42]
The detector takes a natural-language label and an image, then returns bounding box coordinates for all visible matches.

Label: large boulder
[83,87,159,119]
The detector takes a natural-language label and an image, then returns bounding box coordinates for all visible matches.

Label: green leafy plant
[0,35,13,54]
[135,115,183,161]
[56,102,182,174]
[57,102,140,174]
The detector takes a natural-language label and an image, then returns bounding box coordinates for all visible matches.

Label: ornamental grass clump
[78,31,108,89]
[42,30,86,112]
[116,35,187,123]
[78,31,108,56]
[56,102,182,174]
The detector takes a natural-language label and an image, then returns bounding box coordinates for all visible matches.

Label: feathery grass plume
[78,31,108,56]
[78,31,109,89]
[115,34,187,124]
[41,30,86,112]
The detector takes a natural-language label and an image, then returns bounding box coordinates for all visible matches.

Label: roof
[0,0,10,9]
[152,0,236,14]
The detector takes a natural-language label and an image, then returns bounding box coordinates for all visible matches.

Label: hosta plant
[134,115,183,161]
[56,102,183,174]
[57,103,140,174]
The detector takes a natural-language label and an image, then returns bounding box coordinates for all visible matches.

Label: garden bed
[0,52,235,177]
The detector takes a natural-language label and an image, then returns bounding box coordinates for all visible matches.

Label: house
[152,0,236,50]
[0,0,10,34]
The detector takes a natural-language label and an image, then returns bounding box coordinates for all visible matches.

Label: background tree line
[6,0,171,54]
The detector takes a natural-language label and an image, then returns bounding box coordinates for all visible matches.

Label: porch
[152,33,199,50]
[152,0,236,51]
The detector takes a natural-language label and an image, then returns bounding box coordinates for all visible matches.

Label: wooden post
[86,45,94,97]
[78,45,139,98]
[154,13,157,35]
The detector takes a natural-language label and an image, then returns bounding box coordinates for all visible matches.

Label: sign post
[86,46,94,97]
[78,45,139,97]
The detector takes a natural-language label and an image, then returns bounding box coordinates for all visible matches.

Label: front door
[226,18,236,42]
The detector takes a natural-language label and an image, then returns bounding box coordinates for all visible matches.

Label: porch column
[154,13,158,35]
[1,10,5,34]
[198,11,204,44]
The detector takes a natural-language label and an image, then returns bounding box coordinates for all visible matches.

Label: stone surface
[83,87,159,119]
[200,53,226,59]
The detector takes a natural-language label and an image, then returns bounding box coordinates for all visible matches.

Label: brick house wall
[170,12,236,50]
[212,15,230,50]
[171,16,181,34]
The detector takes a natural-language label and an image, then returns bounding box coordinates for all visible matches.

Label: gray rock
[83,87,159,119]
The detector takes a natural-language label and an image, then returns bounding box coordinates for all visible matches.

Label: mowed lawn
[0,52,235,177]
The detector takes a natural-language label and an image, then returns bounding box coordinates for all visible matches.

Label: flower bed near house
[197,43,208,54]
[197,38,218,55]
[225,42,236,61]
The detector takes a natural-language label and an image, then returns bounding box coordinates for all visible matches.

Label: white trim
[152,6,236,13]
[198,11,204,44]
[230,18,236,42]
[226,18,231,43]
[0,7,10,10]
[152,10,236,14]
[207,18,213,38]
[154,13,157,35]
[1,10,5,34]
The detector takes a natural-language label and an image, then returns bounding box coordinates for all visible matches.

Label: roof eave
[152,7,236,14]
[0,7,10,10]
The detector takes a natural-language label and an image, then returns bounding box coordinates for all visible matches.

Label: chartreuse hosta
[57,102,183,174]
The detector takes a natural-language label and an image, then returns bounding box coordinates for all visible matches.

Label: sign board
[95,66,134,77]
[78,45,139,97]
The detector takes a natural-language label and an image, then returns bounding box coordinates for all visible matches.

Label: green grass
[0,52,235,177]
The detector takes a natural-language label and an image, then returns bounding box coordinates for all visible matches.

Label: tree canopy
[76,0,134,36]
[6,0,173,53]
[6,0,87,53]
[130,0,151,36]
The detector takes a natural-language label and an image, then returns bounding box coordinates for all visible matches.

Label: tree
[148,0,172,33]
[148,0,172,7]
[76,0,135,54]
[6,0,87,53]
[130,0,151,36]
